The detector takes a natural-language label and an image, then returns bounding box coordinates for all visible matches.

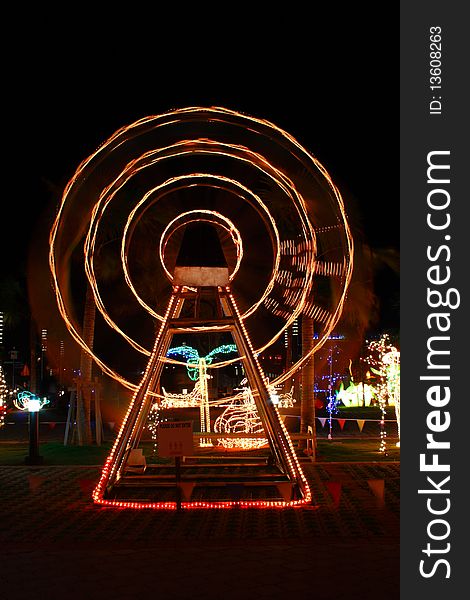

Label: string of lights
[48,107,354,510]
[49,107,353,393]
[166,344,237,381]
[365,334,401,453]
[0,366,8,428]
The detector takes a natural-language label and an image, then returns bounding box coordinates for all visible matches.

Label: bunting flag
[48,422,57,430]
[78,479,97,496]
[326,481,342,508]
[337,419,346,431]
[107,422,115,431]
[179,482,195,500]
[276,482,294,502]
[318,417,327,428]
[357,419,365,432]
[28,475,46,492]
[367,479,385,506]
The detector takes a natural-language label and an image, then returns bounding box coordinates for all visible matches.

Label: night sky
[2,16,398,359]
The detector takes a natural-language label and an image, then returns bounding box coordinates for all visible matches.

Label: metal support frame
[97,285,309,504]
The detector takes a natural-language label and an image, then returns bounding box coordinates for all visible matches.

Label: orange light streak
[50,106,353,405]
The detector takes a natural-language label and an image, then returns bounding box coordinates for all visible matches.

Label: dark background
[2,13,399,361]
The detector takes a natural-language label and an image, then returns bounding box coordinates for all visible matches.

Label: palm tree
[300,315,315,446]
[74,199,175,445]
[337,242,399,356]
[76,283,96,445]
[26,177,114,445]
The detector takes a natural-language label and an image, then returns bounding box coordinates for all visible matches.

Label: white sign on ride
[157,421,194,457]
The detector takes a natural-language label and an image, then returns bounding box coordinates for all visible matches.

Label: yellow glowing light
[49,107,353,394]
[49,107,353,510]
[215,387,268,450]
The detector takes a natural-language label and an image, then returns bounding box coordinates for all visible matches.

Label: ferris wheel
[50,107,353,389]
[49,107,353,509]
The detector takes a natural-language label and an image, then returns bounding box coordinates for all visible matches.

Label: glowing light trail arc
[159,209,243,283]
[49,106,353,393]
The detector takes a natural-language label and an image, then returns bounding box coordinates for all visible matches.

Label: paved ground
[0,462,399,599]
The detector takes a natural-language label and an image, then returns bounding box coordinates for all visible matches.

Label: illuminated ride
[49,107,353,509]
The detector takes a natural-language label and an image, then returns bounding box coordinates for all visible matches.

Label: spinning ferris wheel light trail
[49,107,354,509]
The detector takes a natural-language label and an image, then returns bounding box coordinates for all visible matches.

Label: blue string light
[166,344,238,380]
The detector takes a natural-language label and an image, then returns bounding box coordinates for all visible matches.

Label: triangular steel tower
[93,224,311,508]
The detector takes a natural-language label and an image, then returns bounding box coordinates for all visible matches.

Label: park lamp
[14,391,49,412]
[14,391,49,465]
[27,398,41,412]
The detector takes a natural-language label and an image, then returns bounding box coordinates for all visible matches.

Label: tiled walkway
[0,463,399,599]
